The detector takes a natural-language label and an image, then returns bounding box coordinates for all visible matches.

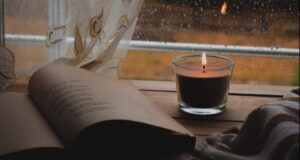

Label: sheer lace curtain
[49,0,144,75]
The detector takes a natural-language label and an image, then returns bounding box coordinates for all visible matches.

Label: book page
[0,92,64,156]
[28,60,194,146]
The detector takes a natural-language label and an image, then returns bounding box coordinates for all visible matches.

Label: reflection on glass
[134,0,299,48]
[121,0,299,85]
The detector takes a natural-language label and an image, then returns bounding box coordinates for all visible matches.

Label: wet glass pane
[3,0,299,85]
[133,0,299,48]
[120,0,299,86]
[4,0,50,76]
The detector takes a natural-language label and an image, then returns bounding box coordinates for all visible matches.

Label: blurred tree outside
[119,0,299,86]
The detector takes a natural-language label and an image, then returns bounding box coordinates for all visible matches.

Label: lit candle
[173,53,234,115]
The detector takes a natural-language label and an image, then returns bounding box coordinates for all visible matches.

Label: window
[3,0,49,76]
[120,0,299,85]
[2,0,299,85]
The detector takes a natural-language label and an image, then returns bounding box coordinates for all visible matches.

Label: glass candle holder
[173,54,234,115]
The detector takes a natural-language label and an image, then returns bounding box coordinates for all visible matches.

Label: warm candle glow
[220,1,227,15]
[173,54,233,115]
[202,52,207,70]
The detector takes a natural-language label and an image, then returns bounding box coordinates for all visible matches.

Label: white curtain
[47,0,144,76]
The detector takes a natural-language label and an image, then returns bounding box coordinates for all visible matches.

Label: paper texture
[28,61,193,146]
[0,92,63,155]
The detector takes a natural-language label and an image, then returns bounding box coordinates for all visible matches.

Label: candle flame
[220,1,227,15]
[202,52,207,71]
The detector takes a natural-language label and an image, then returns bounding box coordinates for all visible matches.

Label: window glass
[3,0,299,85]
[133,0,299,48]
[120,0,299,86]
[4,0,50,76]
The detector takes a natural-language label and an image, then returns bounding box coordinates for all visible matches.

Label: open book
[0,59,195,160]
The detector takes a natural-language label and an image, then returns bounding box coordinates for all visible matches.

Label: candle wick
[202,65,206,73]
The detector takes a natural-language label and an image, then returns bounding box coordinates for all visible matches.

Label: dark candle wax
[176,73,230,108]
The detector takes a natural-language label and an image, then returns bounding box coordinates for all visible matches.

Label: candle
[173,53,234,115]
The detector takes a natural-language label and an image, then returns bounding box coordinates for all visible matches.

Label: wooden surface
[6,77,297,143]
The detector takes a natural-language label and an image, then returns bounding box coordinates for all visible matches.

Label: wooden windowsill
[5,77,297,143]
